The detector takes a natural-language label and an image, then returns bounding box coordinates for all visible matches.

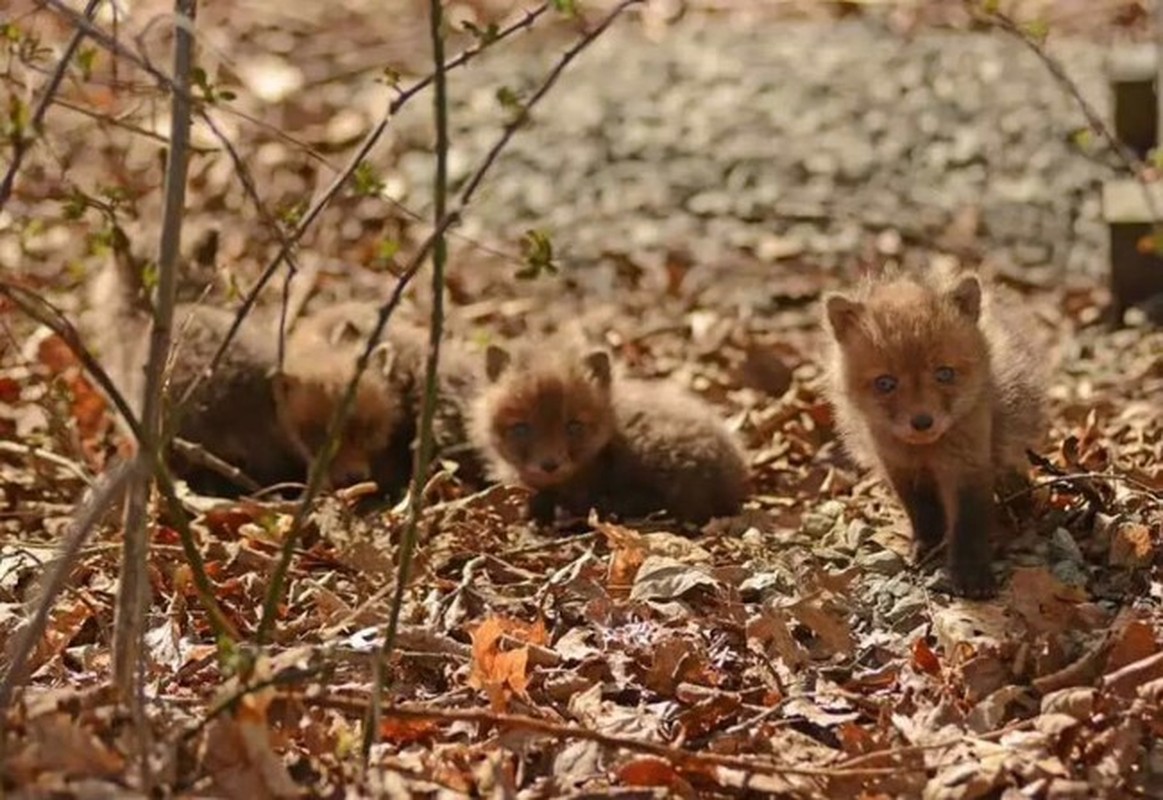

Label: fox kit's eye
[508,421,532,441]
[873,375,897,394]
[934,366,955,384]
[565,420,585,438]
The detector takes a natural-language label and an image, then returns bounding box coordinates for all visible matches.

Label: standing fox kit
[470,342,749,525]
[823,271,1046,597]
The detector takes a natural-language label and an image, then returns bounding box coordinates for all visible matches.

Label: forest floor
[1,1,1162,797]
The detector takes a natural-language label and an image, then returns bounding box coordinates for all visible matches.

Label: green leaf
[1022,18,1049,43]
[980,0,1000,13]
[552,0,580,17]
[352,161,385,197]
[516,229,557,280]
[462,20,500,45]
[75,46,97,80]
[377,67,401,88]
[1070,128,1095,151]
[495,86,527,125]
[140,261,159,292]
[61,188,89,221]
[373,238,399,268]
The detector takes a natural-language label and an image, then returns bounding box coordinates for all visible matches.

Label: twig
[0,280,142,441]
[0,459,134,719]
[180,3,553,411]
[111,10,196,787]
[171,438,261,493]
[969,2,1161,223]
[0,0,103,213]
[253,0,643,656]
[315,699,908,781]
[361,0,453,766]
[0,440,93,485]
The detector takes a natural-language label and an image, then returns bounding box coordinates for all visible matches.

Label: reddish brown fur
[470,340,749,524]
[823,269,1047,597]
[273,338,401,489]
[290,299,487,487]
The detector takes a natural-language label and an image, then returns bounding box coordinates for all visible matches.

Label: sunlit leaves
[516,229,557,280]
[351,161,385,197]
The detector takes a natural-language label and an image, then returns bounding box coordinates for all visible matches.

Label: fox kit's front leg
[887,467,946,558]
[941,470,997,598]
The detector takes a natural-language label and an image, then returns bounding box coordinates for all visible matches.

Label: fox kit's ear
[823,294,863,339]
[485,345,511,382]
[947,274,982,321]
[583,350,612,387]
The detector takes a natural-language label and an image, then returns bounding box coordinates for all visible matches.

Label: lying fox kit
[289,299,486,488]
[470,342,749,525]
[272,342,401,489]
[824,270,1047,597]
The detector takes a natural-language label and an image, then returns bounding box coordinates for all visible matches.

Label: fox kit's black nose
[911,413,934,432]
[540,459,560,474]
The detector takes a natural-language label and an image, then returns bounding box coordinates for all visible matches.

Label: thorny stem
[360,0,451,765]
[0,0,103,214]
[112,7,196,774]
[252,0,644,649]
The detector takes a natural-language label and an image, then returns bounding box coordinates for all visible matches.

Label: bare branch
[0,0,103,213]
[0,459,135,719]
[361,0,453,764]
[179,3,553,410]
[112,0,197,727]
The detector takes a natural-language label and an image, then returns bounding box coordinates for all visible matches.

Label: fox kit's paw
[948,557,997,599]
[528,490,558,526]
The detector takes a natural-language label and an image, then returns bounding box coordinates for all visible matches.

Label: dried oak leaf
[1109,521,1154,568]
[467,616,546,711]
[912,638,942,676]
[616,757,696,797]
[1008,567,1091,636]
[1105,616,1159,672]
[3,711,125,785]
[786,593,853,658]
[202,680,300,800]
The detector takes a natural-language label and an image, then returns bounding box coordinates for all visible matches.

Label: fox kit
[273,337,403,490]
[469,341,749,525]
[289,300,486,487]
[823,270,1046,597]
[88,262,401,493]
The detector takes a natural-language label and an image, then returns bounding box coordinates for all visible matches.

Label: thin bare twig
[0,0,103,213]
[361,0,452,765]
[0,459,134,719]
[180,3,553,411]
[112,15,196,785]
[254,0,645,647]
[969,2,1161,222]
[0,280,141,442]
[316,699,903,781]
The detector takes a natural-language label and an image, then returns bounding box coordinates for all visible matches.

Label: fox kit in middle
[823,270,1047,597]
[469,340,750,525]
